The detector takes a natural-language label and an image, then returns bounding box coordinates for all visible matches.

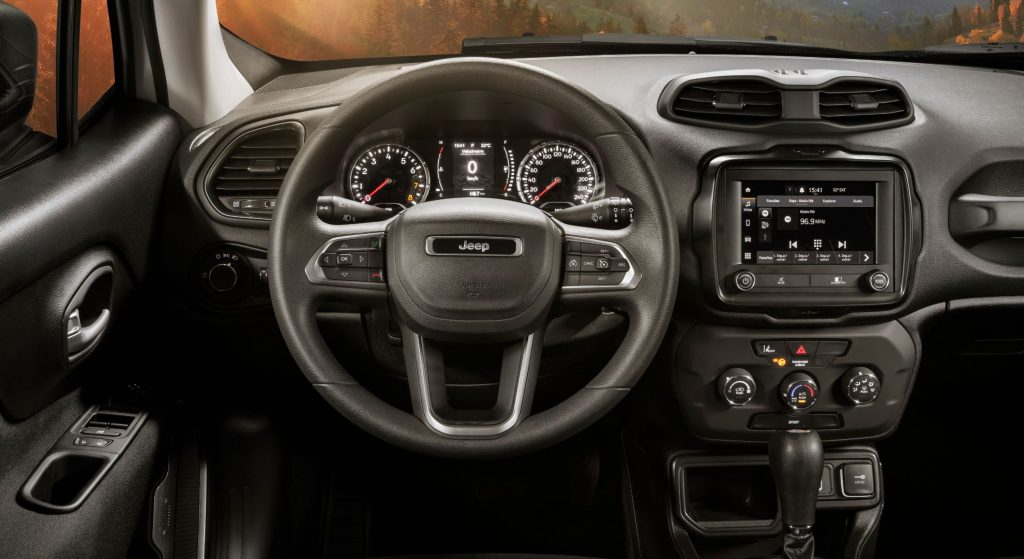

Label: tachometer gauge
[348,144,430,210]
[516,141,598,209]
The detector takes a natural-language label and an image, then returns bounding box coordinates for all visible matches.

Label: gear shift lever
[769,429,824,559]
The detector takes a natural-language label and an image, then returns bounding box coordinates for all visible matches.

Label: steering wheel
[269,58,679,459]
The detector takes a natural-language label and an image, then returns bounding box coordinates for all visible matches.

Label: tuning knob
[779,372,818,411]
[840,367,881,405]
[719,368,756,406]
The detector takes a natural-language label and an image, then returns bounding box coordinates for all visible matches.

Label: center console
[693,147,916,312]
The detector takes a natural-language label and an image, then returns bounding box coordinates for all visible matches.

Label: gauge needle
[531,177,562,204]
[363,178,393,203]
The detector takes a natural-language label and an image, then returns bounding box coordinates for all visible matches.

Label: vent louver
[672,80,782,125]
[818,81,910,126]
[207,122,303,219]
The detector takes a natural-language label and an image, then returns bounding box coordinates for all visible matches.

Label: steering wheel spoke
[402,325,543,438]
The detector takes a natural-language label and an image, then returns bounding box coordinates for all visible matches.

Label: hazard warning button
[786,341,819,358]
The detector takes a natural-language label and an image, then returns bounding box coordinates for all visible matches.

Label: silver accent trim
[410,331,536,438]
[424,235,524,257]
[304,232,389,290]
[561,236,641,293]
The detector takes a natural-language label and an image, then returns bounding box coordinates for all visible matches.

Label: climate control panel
[679,322,916,442]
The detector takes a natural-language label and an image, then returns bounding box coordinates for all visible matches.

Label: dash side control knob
[208,262,239,293]
[718,368,756,406]
[779,371,819,411]
[840,367,881,405]
[865,270,890,292]
[734,270,756,292]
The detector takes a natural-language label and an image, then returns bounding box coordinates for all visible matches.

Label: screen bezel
[720,167,899,295]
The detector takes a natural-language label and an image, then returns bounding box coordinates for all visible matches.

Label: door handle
[66,307,110,355]
[63,265,114,361]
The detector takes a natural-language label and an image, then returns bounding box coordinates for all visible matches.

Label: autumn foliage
[7,0,113,137]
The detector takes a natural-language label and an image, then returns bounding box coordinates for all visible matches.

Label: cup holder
[20,451,115,513]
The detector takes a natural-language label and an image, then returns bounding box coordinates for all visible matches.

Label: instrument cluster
[345,137,603,212]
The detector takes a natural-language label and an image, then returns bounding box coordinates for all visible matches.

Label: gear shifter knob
[769,429,823,530]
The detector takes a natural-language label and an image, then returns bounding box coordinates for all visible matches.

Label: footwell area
[203,383,627,559]
[876,309,1024,559]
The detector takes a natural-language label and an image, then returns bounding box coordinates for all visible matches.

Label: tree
[999,3,1014,33]
[633,15,649,34]
[668,13,688,35]
[972,3,985,26]
[951,6,963,36]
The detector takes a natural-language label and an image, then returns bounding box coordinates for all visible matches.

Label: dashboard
[166,53,1024,450]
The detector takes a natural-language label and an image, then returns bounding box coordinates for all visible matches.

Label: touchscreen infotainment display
[740,180,876,265]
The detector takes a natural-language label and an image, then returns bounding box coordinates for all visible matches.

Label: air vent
[207,122,303,220]
[671,80,782,125]
[818,81,910,126]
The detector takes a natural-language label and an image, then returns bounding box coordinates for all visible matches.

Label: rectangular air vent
[818,81,910,126]
[206,122,303,220]
[672,80,782,125]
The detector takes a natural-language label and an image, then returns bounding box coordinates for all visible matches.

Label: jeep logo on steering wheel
[426,236,523,257]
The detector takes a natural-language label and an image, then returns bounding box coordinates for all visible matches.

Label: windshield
[217,0,1024,60]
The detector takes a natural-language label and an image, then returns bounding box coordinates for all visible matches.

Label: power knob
[208,263,239,293]
[718,368,756,406]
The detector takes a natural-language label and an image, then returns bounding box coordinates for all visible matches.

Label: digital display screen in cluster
[740,180,877,265]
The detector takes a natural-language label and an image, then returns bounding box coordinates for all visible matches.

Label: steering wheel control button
[579,272,626,286]
[779,372,819,411]
[337,253,353,266]
[578,242,619,257]
[840,463,875,497]
[718,368,756,406]
[562,238,634,290]
[734,270,756,291]
[866,270,891,292]
[325,269,370,282]
[786,341,819,358]
[369,270,385,283]
[840,367,881,405]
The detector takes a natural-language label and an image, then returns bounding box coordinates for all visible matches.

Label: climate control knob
[718,368,756,406]
[779,372,818,411]
[840,367,881,405]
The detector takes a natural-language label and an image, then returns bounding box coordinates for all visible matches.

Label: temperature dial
[718,368,756,406]
[840,367,881,405]
[779,372,819,411]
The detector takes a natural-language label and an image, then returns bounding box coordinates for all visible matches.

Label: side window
[1,0,58,170]
[77,0,113,120]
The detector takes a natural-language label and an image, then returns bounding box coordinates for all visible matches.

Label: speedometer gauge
[349,144,430,211]
[516,141,598,209]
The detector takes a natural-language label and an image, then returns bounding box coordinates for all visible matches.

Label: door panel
[0,100,179,558]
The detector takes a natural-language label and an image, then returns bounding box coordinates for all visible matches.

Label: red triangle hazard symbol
[795,345,807,355]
